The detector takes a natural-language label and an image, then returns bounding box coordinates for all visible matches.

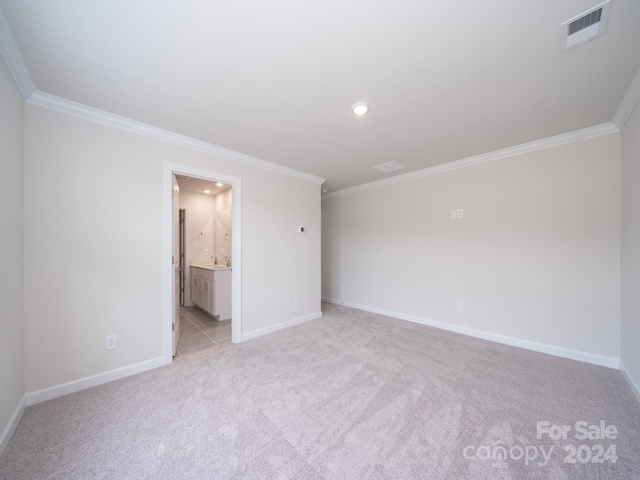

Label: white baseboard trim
[619,361,640,404]
[322,297,619,369]
[26,356,168,407]
[241,311,323,342]
[0,395,27,457]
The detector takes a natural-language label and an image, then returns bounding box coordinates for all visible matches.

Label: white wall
[215,187,232,262]
[24,103,321,393]
[621,102,640,399]
[322,133,621,362]
[180,190,215,264]
[0,58,25,448]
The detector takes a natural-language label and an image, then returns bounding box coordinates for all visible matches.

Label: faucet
[224,255,231,267]
[211,254,217,265]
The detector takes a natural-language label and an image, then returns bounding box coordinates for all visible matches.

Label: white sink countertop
[191,263,231,271]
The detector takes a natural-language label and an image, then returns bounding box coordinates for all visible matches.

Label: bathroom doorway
[175,176,234,356]
[164,163,242,363]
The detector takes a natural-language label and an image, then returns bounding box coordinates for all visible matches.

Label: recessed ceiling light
[203,189,211,194]
[352,102,370,116]
[215,182,224,187]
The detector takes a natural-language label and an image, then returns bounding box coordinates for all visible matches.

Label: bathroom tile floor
[175,306,231,356]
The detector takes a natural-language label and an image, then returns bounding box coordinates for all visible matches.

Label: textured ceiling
[2,0,639,192]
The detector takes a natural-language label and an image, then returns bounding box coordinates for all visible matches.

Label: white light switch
[450,210,457,219]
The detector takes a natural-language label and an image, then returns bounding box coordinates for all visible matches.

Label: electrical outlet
[456,302,464,313]
[295,297,300,307]
[106,334,117,350]
[456,209,464,218]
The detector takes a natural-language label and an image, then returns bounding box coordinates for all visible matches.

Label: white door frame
[164,162,242,363]
[179,204,192,307]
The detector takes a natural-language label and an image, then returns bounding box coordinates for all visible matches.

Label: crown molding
[26,90,326,185]
[0,6,36,99]
[613,67,640,130]
[3,0,630,190]
[1,4,323,184]
[323,123,619,199]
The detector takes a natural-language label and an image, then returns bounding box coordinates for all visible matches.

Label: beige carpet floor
[1,302,639,479]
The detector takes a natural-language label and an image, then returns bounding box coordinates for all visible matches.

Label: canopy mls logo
[462,420,618,469]
[462,442,553,468]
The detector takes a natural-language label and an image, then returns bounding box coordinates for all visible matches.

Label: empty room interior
[1,1,639,479]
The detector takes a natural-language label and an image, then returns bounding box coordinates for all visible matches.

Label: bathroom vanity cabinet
[191,266,232,320]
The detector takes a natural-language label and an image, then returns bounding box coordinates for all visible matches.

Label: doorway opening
[175,176,233,356]
[164,163,242,364]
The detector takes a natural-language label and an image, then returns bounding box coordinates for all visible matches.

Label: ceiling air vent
[373,161,405,174]
[561,0,611,51]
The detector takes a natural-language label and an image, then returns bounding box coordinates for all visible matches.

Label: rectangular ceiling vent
[373,161,405,174]
[561,0,611,51]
